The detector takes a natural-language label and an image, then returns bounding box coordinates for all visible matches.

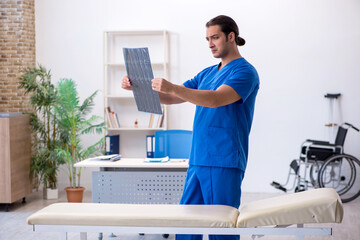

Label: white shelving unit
[103,30,169,157]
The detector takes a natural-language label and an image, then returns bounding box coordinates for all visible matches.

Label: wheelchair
[271,122,360,203]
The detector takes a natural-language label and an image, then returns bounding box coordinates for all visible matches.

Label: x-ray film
[123,47,162,115]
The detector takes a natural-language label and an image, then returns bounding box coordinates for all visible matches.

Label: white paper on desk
[144,156,170,163]
[169,159,188,163]
[89,154,119,161]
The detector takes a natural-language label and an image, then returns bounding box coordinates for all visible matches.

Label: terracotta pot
[65,187,85,202]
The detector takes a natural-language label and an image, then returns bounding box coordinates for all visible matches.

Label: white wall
[35,0,360,192]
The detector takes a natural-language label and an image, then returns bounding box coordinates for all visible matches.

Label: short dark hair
[206,15,245,46]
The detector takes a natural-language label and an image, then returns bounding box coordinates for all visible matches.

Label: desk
[75,158,188,204]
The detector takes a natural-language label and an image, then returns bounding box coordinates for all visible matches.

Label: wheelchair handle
[344,122,360,132]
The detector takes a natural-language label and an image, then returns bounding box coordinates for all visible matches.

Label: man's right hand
[121,76,132,90]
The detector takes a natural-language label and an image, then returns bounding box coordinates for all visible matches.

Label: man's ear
[228,32,236,43]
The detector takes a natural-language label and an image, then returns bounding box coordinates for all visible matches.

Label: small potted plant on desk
[19,64,64,199]
[55,78,105,202]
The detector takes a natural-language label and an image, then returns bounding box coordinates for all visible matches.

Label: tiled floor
[0,190,359,240]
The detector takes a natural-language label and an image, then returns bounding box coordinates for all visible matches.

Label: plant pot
[65,187,85,202]
[43,187,58,200]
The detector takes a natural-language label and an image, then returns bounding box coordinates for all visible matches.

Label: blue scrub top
[183,58,259,171]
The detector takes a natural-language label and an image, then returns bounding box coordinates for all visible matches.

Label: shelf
[108,127,165,131]
[104,30,169,157]
[106,95,134,99]
[106,94,165,100]
[105,63,167,67]
[106,30,166,36]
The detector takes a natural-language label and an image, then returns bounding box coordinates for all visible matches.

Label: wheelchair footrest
[271,181,287,192]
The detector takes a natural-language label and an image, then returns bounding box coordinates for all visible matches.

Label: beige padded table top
[237,188,343,227]
[27,204,239,228]
[27,188,343,228]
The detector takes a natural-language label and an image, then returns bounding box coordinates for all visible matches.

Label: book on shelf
[156,107,165,128]
[153,114,160,128]
[105,107,120,129]
[149,114,160,128]
[114,113,120,128]
[148,107,165,129]
[110,111,118,128]
[157,107,164,128]
[105,107,113,128]
[148,114,154,128]
[159,112,165,128]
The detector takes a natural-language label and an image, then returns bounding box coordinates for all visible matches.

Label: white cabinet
[103,31,169,157]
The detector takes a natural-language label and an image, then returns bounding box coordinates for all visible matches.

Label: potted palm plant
[55,78,105,202]
[19,65,64,199]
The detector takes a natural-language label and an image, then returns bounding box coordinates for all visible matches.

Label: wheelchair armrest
[305,139,330,145]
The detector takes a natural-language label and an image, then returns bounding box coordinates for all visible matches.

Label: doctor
[122,15,259,240]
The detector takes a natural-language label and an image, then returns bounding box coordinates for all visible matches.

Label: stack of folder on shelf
[105,135,120,155]
[105,107,120,128]
[148,107,164,128]
[146,135,155,158]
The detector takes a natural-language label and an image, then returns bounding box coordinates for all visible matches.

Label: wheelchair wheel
[318,154,360,203]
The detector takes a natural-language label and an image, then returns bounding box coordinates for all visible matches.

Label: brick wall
[0,0,35,113]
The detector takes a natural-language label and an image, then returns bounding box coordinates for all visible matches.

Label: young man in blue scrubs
[122,15,259,240]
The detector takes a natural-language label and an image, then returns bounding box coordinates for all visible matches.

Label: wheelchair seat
[300,126,348,161]
[300,146,340,161]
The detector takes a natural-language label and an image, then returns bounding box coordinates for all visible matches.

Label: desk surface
[74,158,189,169]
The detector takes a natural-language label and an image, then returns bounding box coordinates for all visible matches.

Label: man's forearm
[157,84,217,107]
[152,78,241,108]
[170,85,220,108]
[158,92,185,105]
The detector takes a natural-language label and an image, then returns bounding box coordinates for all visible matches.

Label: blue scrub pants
[176,165,245,240]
